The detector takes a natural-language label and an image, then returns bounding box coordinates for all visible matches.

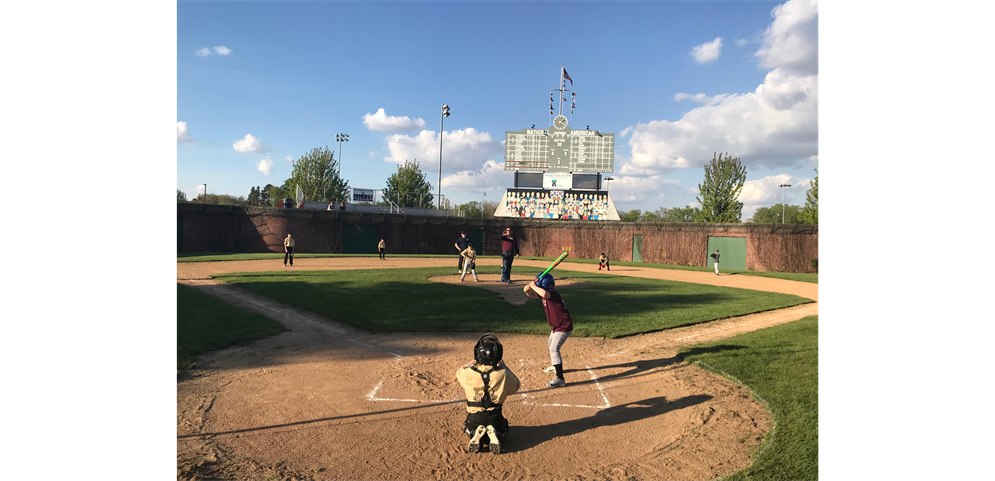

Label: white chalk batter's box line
[366,365,611,410]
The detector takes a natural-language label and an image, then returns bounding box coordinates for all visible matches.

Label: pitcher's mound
[427,274,586,305]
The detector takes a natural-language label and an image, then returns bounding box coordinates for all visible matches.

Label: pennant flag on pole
[563,68,573,85]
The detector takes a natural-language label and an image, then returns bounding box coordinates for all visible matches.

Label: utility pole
[779,183,792,224]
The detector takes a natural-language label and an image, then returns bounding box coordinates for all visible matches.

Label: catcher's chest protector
[467,366,504,409]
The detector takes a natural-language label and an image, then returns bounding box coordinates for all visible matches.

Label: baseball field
[177,256,818,480]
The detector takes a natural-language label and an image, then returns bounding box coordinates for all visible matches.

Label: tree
[247,186,261,206]
[458,200,500,219]
[177,189,187,202]
[260,184,273,207]
[657,206,699,222]
[639,210,662,223]
[798,169,818,224]
[382,159,434,208]
[285,146,350,203]
[266,184,284,207]
[749,204,801,224]
[696,152,747,223]
[619,209,641,222]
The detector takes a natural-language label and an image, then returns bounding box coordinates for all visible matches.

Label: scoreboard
[504,115,614,173]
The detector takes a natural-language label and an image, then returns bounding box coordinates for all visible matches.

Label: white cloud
[233,134,264,153]
[608,175,683,204]
[691,37,723,64]
[195,47,211,57]
[620,66,817,175]
[736,38,749,47]
[755,0,819,75]
[213,46,231,55]
[619,126,633,138]
[257,156,274,175]
[369,151,377,159]
[363,108,426,132]
[384,128,499,173]
[440,160,512,193]
[738,174,812,219]
[177,121,193,144]
[285,156,295,163]
[673,92,730,106]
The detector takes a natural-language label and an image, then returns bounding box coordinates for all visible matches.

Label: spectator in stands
[339,202,346,211]
[327,201,335,211]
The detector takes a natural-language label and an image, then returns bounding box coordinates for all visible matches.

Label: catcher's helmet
[536,273,555,290]
[474,333,503,366]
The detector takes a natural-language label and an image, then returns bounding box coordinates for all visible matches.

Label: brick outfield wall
[178,204,819,272]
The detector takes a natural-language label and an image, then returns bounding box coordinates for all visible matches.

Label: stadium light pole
[336,132,349,176]
[438,104,450,210]
[201,183,207,203]
[604,177,614,191]
[778,183,792,224]
[481,192,486,218]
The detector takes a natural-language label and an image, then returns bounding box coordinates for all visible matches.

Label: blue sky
[178,0,818,218]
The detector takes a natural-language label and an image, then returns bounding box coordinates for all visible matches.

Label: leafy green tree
[260,184,273,206]
[191,194,247,205]
[639,210,662,222]
[657,206,700,222]
[798,169,818,224]
[382,159,434,208]
[267,184,285,207]
[696,152,747,223]
[460,201,484,218]
[247,186,261,206]
[749,204,801,224]
[177,189,187,202]
[619,209,641,222]
[285,146,350,203]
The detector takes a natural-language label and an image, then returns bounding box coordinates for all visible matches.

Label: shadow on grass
[506,395,712,452]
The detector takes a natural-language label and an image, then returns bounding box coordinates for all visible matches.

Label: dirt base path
[177,258,817,481]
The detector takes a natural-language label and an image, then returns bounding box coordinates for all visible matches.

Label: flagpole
[558,63,564,116]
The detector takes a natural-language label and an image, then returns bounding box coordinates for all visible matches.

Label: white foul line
[367,365,612,410]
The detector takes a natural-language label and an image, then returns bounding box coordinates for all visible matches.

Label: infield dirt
[177,257,817,481]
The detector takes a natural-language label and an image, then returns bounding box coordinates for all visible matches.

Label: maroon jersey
[542,289,573,333]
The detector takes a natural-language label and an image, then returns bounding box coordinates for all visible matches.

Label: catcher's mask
[474,333,503,366]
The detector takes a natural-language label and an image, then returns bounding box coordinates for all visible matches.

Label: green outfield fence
[177,203,818,272]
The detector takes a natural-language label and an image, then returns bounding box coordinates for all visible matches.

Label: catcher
[455,333,521,454]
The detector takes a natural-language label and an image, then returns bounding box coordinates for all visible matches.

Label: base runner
[455,334,521,454]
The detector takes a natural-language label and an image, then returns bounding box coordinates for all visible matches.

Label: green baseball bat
[534,251,569,282]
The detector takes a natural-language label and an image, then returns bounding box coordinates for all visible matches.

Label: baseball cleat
[485,425,501,454]
[542,366,556,374]
[468,425,486,453]
[546,377,566,388]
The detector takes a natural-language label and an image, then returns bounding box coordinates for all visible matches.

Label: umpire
[455,231,471,274]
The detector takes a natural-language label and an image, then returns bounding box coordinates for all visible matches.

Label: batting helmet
[536,273,555,290]
[474,333,503,366]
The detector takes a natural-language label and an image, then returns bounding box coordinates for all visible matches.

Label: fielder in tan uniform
[460,244,479,282]
[455,333,521,454]
[283,232,295,267]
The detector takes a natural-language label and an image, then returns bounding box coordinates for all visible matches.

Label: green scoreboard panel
[505,115,614,173]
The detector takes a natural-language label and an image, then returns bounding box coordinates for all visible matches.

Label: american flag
[563,68,573,85]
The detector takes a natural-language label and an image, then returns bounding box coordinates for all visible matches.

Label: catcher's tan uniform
[456,363,520,438]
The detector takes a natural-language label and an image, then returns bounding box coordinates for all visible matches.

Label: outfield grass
[177,283,287,369]
[178,252,817,283]
[213,267,813,338]
[681,316,818,481]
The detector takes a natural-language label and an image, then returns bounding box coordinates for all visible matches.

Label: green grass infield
[177,252,816,283]
[212,267,813,338]
[681,316,818,481]
[177,283,287,369]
